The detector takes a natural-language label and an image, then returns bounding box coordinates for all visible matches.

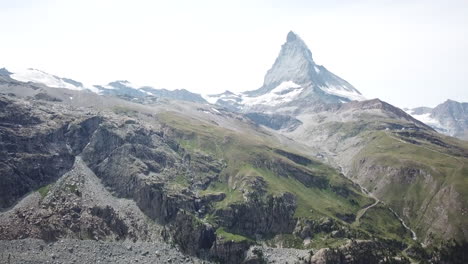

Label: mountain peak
[284,31,308,51]
[242,31,364,104]
[286,31,298,42]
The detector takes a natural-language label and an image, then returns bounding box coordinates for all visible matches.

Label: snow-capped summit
[253,31,315,95]
[248,31,364,102]
[209,31,365,113]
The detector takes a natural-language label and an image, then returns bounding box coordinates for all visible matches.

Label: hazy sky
[1,0,467,108]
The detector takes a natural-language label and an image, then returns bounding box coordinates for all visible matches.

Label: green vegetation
[158,111,421,249]
[159,111,372,222]
[37,184,52,198]
[203,213,219,225]
[352,128,468,244]
[112,106,138,116]
[267,234,304,248]
[306,232,349,249]
[201,181,243,209]
[237,165,368,219]
[357,205,412,242]
[216,227,252,242]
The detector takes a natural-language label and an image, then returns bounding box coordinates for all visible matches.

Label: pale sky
[1,0,467,108]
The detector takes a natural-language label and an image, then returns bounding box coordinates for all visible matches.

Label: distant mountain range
[2,32,465,141]
[0,67,206,104]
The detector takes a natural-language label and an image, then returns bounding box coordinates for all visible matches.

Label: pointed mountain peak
[285,31,308,48]
[286,31,298,42]
[243,31,364,103]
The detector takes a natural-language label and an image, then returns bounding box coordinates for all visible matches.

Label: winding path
[353,195,379,226]
[339,167,418,240]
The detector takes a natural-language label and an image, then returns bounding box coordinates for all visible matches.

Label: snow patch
[117,80,143,89]
[10,68,83,91]
[242,81,303,106]
[202,94,219,104]
[85,85,101,94]
[320,85,366,101]
[203,91,241,105]
[408,113,441,128]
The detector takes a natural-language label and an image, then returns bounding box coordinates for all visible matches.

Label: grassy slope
[159,111,371,220]
[358,204,413,243]
[352,128,468,244]
[157,111,414,250]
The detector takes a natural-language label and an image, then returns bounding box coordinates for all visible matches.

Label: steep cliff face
[0,97,99,209]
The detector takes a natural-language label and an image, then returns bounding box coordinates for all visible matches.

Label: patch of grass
[203,213,219,225]
[173,174,189,186]
[37,184,52,198]
[216,227,253,242]
[358,205,412,242]
[112,106,138,116]
[201,181,243,209]
[305,232,349,249]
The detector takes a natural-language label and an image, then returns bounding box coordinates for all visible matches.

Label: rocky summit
[0,31,467,264]
[205,31,365,114]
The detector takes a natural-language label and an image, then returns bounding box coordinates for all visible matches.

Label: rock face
[249,31,362,102]
[215,192,297,237]
[0,96,93,209]
[407,99,468,140]
[430,100,468,140]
